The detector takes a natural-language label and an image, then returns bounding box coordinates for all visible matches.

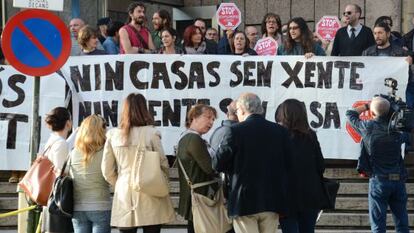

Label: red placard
[216,3,241,30]
[346,101,374,143]
[316,16,341,41]
[1,9,71,76]
[254,37,278,56]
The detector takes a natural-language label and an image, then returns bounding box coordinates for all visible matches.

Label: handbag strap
[59,153,72,177]
[177,157,218,190]
[127,24,149,50]
[136,126,148,151]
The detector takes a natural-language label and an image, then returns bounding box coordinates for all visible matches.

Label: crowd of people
[65,2,414,60]
[41,90,412,233]
[2,1,414,233]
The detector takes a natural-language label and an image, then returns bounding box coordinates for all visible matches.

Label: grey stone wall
[2,0,414,34]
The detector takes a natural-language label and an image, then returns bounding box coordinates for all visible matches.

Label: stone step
[2,180,414,197]
[1,213,414,228]
[167,181,414,196]
[168,167,414,180]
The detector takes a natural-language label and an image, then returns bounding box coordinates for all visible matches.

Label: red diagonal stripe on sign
[17,23,56,63]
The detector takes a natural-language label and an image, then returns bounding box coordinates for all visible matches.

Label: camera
[377,78,414,132]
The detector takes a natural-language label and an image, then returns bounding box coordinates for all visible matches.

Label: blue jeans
[279,210,319,233]
[72,210,111,233]
[369,177,409,233]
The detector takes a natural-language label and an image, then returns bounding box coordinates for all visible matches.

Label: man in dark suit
[331,4,375,56]
[213,93,291,233]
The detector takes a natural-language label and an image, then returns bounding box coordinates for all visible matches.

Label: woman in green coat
[176,104,218,233]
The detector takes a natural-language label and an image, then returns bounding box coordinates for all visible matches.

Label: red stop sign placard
[346,101,374,143]
[316,16,341,41]
[216,3,241,30]
[254,37,278,56]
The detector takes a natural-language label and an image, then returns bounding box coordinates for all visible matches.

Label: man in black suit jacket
[331,4,375,56]
[213,93,291,233]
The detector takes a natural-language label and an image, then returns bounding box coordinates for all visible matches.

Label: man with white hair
[346,96,410,233]
[213,93,291,233]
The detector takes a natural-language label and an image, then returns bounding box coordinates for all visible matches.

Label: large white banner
[59,55,409,160]
[0,66,66,170]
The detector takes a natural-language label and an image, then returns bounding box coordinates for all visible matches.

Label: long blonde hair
[75,115,106,166]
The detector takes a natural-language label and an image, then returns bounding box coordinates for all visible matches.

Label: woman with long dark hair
[277,17,325,58]
[102,93,174,233]
[276,99,326,233]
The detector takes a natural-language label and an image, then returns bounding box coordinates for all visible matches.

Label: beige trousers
[233,211,279,233]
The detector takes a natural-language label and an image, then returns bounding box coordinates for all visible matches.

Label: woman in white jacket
[102,93,175,233]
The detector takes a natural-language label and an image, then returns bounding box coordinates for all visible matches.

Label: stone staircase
[1,159,413,231]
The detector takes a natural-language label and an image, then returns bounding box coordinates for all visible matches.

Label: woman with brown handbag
[102,93,175,233]
[41,107,74,233]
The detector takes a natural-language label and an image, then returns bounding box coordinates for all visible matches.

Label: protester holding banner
[275,99,326,233]
[42,107,74,232]
[183,25,215,54]
[158,28,183,54]
[78,25,107,56]
[102,93,175,233]
[261,13,283,46]
[69,115,111,233]
[176,104,218,233]
[277,17,325,58]
[230,31,257,56]
[119,2,155,54]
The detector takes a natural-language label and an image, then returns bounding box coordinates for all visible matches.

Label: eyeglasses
[343,11,353,16]
[289,26,299,30]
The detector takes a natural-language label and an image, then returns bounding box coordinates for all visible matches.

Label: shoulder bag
[177,158,232,233]
[42,154,74,232]
[130,127,169,197]
[48,154,73,217]
[18,144,58,206]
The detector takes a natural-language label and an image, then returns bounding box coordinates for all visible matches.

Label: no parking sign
[1,9,71,76]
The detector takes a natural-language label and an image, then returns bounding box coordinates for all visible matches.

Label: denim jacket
[346,109,407,178]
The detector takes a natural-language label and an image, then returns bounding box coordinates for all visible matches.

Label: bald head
[69,18,85,38]
[370,96,390,117]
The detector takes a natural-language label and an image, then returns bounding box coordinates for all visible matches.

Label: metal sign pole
[26,76,41,233]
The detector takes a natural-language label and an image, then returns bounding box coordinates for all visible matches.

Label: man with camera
[346,97,410,233]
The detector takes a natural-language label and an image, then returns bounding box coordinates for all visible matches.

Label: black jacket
[285,131,326,212]
[362,44,412,57]
[403,29,414,51]
[213,114,291,217]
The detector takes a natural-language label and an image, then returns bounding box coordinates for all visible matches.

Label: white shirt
[43,132,69,170]
[347,24,363,38]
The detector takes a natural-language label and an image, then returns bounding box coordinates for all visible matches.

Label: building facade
[1,0,414,36]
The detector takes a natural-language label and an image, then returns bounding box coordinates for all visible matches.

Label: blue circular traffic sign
[1,9,71,76]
